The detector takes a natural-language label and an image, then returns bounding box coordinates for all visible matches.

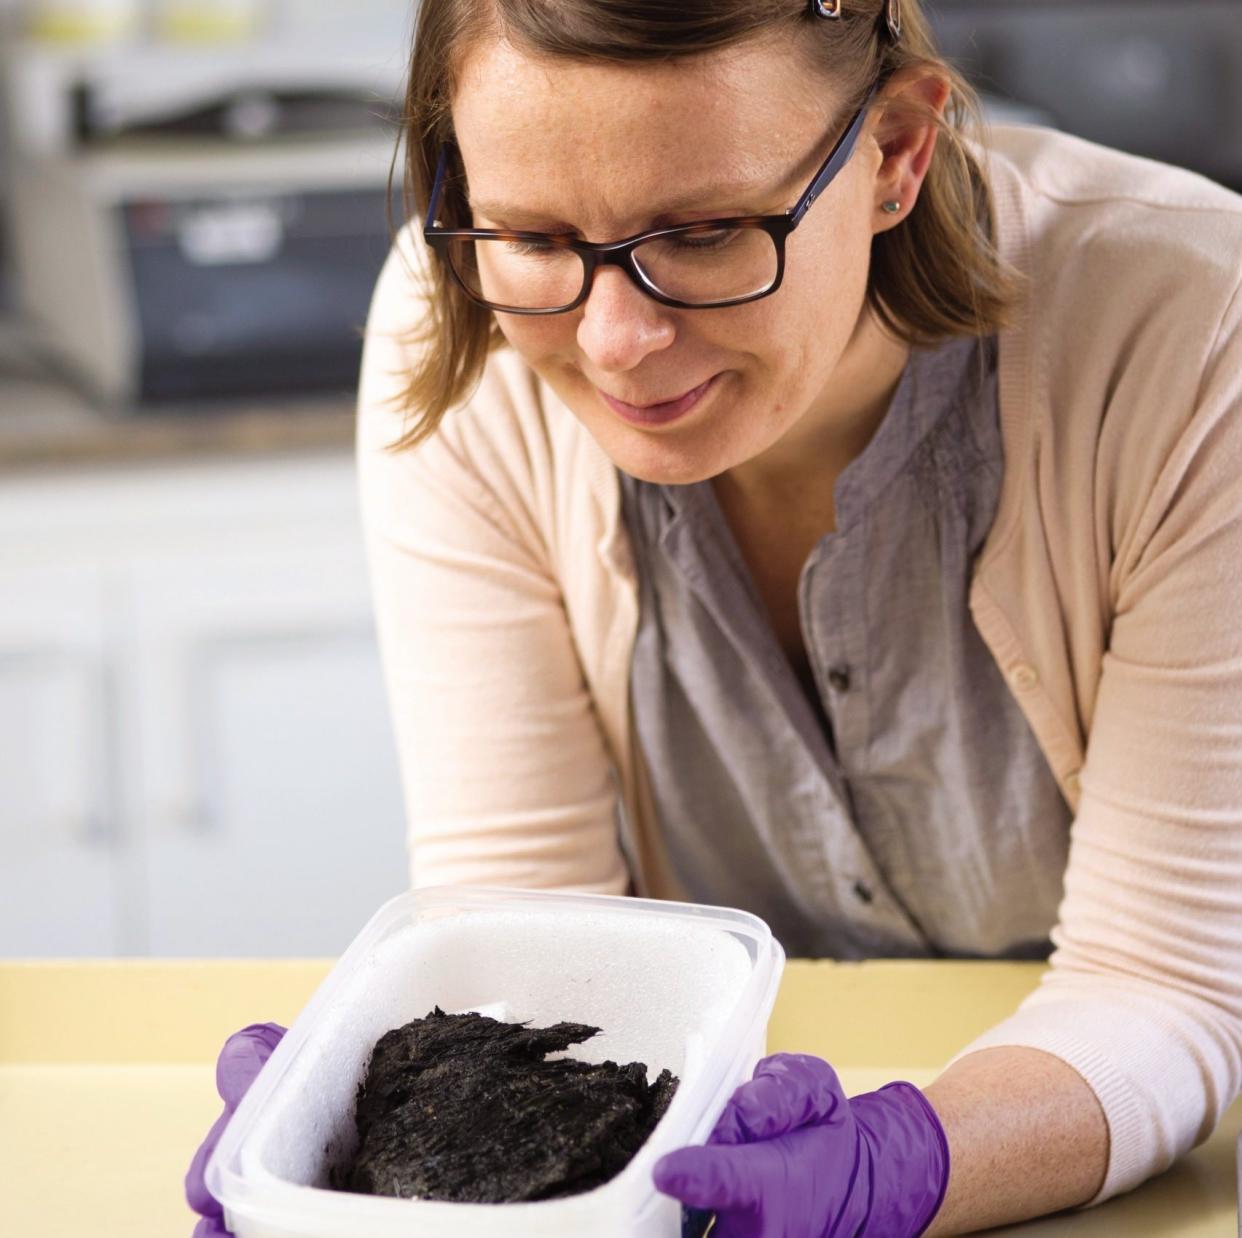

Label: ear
[869,68,952,235]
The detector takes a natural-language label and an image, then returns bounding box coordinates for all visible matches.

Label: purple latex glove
[185,1022,287,1238]
[654,1052,949,1238]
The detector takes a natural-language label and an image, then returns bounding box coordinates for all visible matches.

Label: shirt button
[827,667,851,692]
[852,880,874,904]
[1008,662,1039,691]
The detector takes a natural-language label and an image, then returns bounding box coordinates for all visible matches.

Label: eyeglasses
[422,85,877,315]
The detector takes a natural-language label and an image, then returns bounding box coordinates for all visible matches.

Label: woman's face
[451,35,900,486]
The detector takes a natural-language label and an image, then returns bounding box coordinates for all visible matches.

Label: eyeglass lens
[447,227,780,311]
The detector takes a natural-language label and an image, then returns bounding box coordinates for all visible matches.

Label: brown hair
[388,0,1018,450]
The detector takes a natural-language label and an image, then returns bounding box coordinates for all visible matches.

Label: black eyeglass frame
[421,83,878,315]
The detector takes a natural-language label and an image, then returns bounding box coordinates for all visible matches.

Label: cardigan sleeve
[952,276,1242,1201]
[355,229,630,895]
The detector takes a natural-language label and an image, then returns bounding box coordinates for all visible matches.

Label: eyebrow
[468,179,790,231]
[462,117,842,231]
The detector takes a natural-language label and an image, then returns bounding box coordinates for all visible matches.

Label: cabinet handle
[2,646,120,851]
[157,798,217,835]
[71,812,117,847]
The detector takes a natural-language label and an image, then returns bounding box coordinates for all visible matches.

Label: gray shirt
[619,334,1073,960]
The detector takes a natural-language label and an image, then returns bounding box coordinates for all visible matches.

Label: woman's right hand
[185,1023,287,1238]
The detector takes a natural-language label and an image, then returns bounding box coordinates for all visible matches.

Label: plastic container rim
[205,883,785,1228]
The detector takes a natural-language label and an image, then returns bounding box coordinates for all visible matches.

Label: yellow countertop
[2,959,1237,1236]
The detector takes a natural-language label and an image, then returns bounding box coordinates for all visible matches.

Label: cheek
[785,215,869,325]
[493,315,572,370]
[773,210,873,358]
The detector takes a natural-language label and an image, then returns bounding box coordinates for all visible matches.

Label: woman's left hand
[653,1052,950,1238]
[186,1022,287,1237]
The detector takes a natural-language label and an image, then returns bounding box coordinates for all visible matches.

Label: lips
[596,375,718,426]
[608,384,705,409]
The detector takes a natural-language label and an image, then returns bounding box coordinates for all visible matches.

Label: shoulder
[357,223,613,552]
[977,128,1242,603]
[981,127,1242,467]
[970,129,1242,582]
[985,124,1242,312]
[983,126,1242,341]
[988,123,1242,215]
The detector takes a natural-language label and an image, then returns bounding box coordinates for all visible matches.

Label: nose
[576,265,676,373]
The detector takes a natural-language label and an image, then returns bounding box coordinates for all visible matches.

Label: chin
[588,420,737,487]
[544,367,759,486]
[617,455,718,487]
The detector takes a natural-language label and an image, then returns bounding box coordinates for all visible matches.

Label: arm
[356,229,629,893]
[657,278,1242,1236]
[922,1046,1106,1234]
[929,273,1242,1223]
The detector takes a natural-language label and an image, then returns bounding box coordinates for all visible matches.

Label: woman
[188,1,1242,1234]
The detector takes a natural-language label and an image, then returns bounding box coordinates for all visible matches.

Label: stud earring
[881,200,902,214]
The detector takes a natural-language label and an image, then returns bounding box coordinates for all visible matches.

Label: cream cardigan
[356,125,1242,1202]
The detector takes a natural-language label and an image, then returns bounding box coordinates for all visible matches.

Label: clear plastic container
[206,884,786,1238]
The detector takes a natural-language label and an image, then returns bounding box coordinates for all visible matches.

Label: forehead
[450,36,839,225]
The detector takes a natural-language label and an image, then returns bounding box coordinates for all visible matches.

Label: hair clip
[809,0,901,42]
[885,0,901,40]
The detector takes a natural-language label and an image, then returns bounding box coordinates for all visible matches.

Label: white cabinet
[0,566,121,954]
[130,544,408,955]
[0,451,408,956]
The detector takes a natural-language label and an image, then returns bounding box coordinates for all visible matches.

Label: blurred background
[3,0,1241,959]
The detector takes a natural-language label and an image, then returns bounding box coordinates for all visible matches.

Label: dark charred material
[335,1007,678,1202]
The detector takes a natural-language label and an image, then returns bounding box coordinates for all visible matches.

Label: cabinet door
[0,570,122,956]
[133,540,408,957]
